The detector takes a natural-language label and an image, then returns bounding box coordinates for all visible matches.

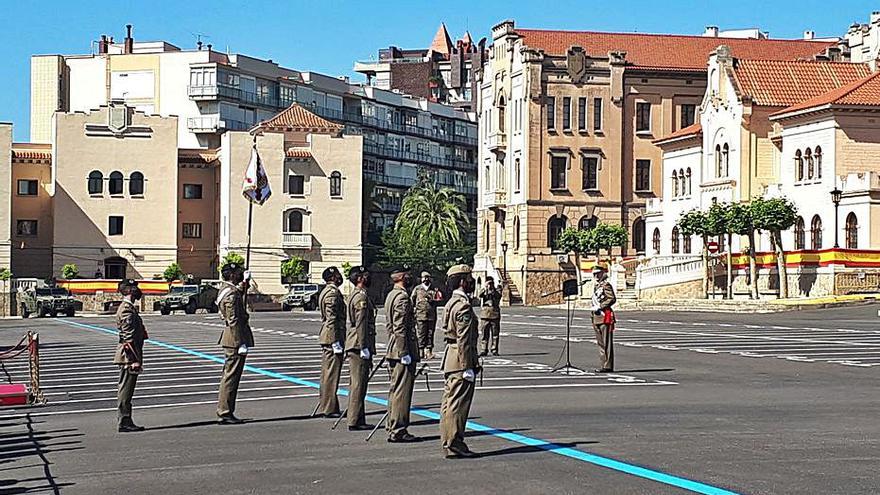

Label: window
[578,215,597,230]
[815,146,822,179]
[635,160,651,192]
[546,96,556,130]
[593,98,603,131]
[562,97,571,130]
[108,171,124,195]
[288,175,305,195]
[183,183,203,199]
[287,210,304,233]
[672,170,679,197]
[550,155,567,190]
[577,97,587,131]
[715,145,723,178]
[88,171,103,195]
[722,144,729,177]
[513,216,521,251]
[795,217,806,250]
[680,104,696,129]
[498,96,506,132]
[795,150,803,182]
[671,226,681,254]
[632,219,646,252]
[652,228,661,254]
[678,169,685,197]
[582,156,599,190]
[683,234,692,254]
[547,215,568,249]
[329,171,343,197]
[810,215,822,250]
[685,168,692,196]
[17,180,37,196]
[129,172,144,195]
[514,158,521,192]
[636,102,651,133]
[846,213,858,249]
[805,148,814,180]
[483,219,490,252]
[182,223,202,239]
[16,220,37,236]
[109,216,124,236]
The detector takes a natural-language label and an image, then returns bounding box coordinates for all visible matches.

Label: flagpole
[244,134,257,301]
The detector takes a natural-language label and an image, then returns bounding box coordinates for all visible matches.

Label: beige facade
[10,144,53,278]
[0,124,12,272]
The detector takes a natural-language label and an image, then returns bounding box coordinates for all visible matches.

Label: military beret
[322,266,341,281]
[118,279,139,292]
[446,264,473,277]
[421,271,432,278]
[348,266,368,283]
[390,266,409,276]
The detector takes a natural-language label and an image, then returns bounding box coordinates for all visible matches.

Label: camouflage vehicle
[281,283,323,311]
[19,287,77,318]
[154,282,220,315]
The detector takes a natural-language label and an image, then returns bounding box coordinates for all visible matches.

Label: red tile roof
[178,148,219,163]
[257,104,343,133]
[429,23,453,57]
[11,149,51,161]
[733,60,873,106]
[654,122,702,145]
[516,29,836,70]
[772,71,880,117]
[285,149,313,158]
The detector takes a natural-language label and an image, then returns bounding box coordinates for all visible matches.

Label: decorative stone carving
[566,46,590,83]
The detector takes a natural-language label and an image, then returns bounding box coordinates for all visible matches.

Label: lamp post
[831,187,842,249]
[500,241,509,280]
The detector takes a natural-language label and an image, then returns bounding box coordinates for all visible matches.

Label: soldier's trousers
[480,318,501,353]
[417,320,436,351]
[440,370,476,451]
[318,346,343,415]
[117,367,139,425]
[217,348,247,417]
[593,323,614,371]
[386,360,416,438]
[347,353,371,427]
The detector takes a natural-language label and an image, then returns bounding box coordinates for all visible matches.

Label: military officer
[114,279,147,433]
[345,266,376,431]
[215,262,255,424]
[384,268,420,443]
[478,276,502,356]
[410,271,438,359]
[439,264,480,458]
[590,263,617,373]
[317,266,346,418]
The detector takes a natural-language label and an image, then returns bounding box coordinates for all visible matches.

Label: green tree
[751,197,798,298]
[219,252,246,275]
[0,267,11,281]
[61,264,79,280]
[556,227,595,286]
[341,262,353,278]
[706,203,733,298]
[591,223,628,259]
[725,202,758,299]
[281,257,306,285]
[163,262,185,282]
[678,209,710,298]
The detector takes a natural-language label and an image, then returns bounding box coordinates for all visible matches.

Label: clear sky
[0,0,876,141]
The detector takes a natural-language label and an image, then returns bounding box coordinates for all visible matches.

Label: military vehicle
[281,283,323,311]
[19,287,77,318]
[154,282,220,315]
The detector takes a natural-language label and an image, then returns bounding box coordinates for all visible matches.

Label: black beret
[118,279,139,293]
[348,265,368,282]
[322,266,341,281]
[390,266,409,276]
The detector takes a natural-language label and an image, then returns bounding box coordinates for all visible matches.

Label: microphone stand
[542,280,588,375]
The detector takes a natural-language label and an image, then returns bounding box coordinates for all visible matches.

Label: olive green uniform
[114,300,146,426]
[440,290,480,453]
[216,282,255,418]
[318,284,346,415]
[345,287,376,427]
[591,279,617,371]
[384,286,421,439]
[410,284,437,355]
[478,286,502,354]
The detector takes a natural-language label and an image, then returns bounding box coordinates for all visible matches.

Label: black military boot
[118,418,145,433]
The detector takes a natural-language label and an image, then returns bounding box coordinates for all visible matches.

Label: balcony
[187,83,280,108]
[483,190,508,207]
[187,116,253,133]
[282,233,313,249]
[487,132,507,152]
[187,85,219,100]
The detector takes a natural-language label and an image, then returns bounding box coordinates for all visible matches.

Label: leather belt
[444,338,457,344]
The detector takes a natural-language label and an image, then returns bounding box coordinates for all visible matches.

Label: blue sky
[1,0,875,141]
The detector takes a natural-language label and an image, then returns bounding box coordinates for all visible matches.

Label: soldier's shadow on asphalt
[612,368,675,373]
[475,440,599,458]
[0,415,80,494]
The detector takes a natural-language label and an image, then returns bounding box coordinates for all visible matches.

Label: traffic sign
[707,241,719,253]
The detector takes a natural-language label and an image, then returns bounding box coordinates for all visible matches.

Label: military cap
[322,266,341,282]
[446,264,473,277]
[592,262,608,272]
[117,279,139,293]
[348,265,368,283]
[390,266,410,276]
[421,271,432,279]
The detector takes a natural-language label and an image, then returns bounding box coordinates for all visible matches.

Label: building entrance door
[104,257,128,279]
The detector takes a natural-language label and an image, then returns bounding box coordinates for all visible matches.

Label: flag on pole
[242,145,272,205]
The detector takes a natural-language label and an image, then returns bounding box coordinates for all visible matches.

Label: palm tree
[394,179,469,249]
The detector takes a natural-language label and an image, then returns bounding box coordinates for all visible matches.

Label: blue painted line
[60,319,741,495]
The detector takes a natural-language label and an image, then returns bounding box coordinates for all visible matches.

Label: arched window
[671,226,681,254]
[286,210,304,233]
[795,150,803,182]
[329,171,342,197]
[715,145,722,177]
[129,171,144,195]
[722,144,729,176]
[632,218,646,252]
[514,157,521,191]
[108,171,124,195]
[795,217,806,250]
[804,148,814,180]
[683,233,692,254]
[513,216,521,251]
[810,215,822,250]
[578,215,597,230]
[498,96,506,132]
[814,146,822,179]
[846,212,858,249]
[88,170,103,194]
[652,228,661,254]
[483,219,490,252]
[672,170,679,197]
[685,168,692,196]
[547,215,568,249]
[678,168,685,196]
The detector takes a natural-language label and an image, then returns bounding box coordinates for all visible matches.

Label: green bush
[0,267,11,281]
[163,263,185,282]
[61,264,79,280]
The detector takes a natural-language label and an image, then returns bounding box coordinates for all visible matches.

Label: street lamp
[500,241,509,280]
[831,187,842,249]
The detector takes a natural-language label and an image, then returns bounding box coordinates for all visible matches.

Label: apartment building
[846,11,880,66]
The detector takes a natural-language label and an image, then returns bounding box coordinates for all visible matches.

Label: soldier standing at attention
[590,263,617,373]
[478,276,502,356]
[215,263,255,425]
[345,266,376,431]
[411,271,438,359]
[115,279,147,433]
[384,268,420,443]
[439,264,480,458]
[317,266,345,418]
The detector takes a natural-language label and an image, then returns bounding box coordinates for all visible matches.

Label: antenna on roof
[190,32,211,50]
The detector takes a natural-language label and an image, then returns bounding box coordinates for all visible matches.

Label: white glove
[359,348,371,360]
[400,354,412,365]
[237,344,249,355]
[243,270,253,281]
[462,369,475,382]
[331,341,343,354]
[590,305,600,313]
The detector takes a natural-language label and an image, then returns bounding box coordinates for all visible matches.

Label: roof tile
[654,122,702,144]
[734,60,873,106]
[773,71,880,116]
[258,104,343,133]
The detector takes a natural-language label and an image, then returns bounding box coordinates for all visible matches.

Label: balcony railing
[483,190,508,207]
[282,233,312,249]
[188,84,280,108]
[487,132,507,151]
[186,116,253,133]
[362,143,474,171]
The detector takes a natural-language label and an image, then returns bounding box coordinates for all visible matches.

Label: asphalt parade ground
[1,304,879,494]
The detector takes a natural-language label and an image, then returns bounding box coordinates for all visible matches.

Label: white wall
[66,57,108,113]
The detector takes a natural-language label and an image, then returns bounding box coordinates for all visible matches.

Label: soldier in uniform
[345,266,376,431]
[590,263,617,373]
[114,279,147,433]
[384,268,420,443]
[410,271,438,359]
[439,264,480,458]
[215,263,255,424]
[317,266,346,418]
[478,276,502,356]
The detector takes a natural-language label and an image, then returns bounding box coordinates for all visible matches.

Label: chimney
[206,44,213,52]
[98,34,109,54]
[871,11,880,24]
[124,24,134,54]
[704,26,719,38]
[803,30,815,40]
[197,40,203,50]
